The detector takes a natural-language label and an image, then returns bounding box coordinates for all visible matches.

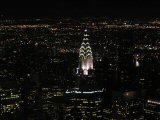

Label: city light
[65,89,104,94]
[147,100,160,105]
[0,17,159,119]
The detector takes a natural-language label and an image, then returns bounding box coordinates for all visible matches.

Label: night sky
[0,1,160,19]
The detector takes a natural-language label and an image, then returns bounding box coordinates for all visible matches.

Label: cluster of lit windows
[65,97,102,119]
[0,88,21,115]
[42,87,64,99]
[112,99,143,119]
[1,103,20,114]
[0,89,21,100]
[42,102,63,119]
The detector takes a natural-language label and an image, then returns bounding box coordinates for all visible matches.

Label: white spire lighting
[79,29,93,75]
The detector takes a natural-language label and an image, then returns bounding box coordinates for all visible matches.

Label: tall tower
[64,29,104,120]
[79,29,93,75]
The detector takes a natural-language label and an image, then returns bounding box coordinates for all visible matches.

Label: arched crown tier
[78,29,93,75]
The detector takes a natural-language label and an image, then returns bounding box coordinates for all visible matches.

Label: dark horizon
[0,1,160,19]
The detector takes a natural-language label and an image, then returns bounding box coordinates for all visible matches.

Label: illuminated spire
[134,54,140,67]
[79,29,93,75]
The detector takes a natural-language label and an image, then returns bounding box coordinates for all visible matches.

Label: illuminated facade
[79,29,93,75]
[41,86,64,119]
[144,99,160,119]
[0,88,21,115]
[112,91,144,119]
[64,89,103,120]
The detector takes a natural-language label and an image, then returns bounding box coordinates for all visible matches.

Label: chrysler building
[78,29,93,75]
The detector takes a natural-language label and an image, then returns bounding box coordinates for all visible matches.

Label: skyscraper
[78,29,93,75]
[64,29,104,119]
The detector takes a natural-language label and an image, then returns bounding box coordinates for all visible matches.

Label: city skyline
[0,2,160,119]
